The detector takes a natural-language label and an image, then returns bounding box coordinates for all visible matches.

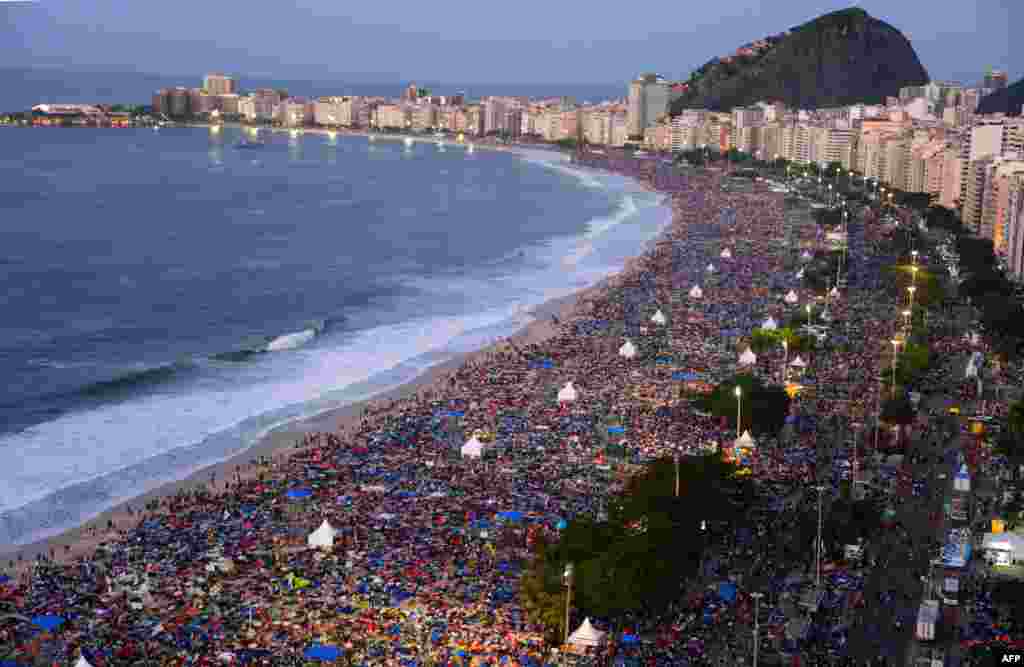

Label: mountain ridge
[670,8,930,114]
[977,78,1024,116]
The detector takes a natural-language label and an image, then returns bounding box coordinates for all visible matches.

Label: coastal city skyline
[2,0,1018,86]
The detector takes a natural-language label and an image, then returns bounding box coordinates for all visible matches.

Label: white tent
[618,340,637,359]
[784,290,799,304]
[954,464,971,492]
[75,657,94,667]
[738,347,758,366]
[651,309,667,326]
[568,617,606,648]
[982,532,1024,565]
[307,519,338,549]
[801,250,812,261]
[720,248,732,259]
[762,316,778,330]
[558,381,578,403]
[790,356,807,368]
[689,285,703,299]
[461,435,487,459]
[796,269,805,279]
[706,263,716,273]
[829,286,840,299]
[735,431,755,448]
[965,358,978,379]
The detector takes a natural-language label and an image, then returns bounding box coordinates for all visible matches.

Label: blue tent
[608,426,626,434]
[718,582,737,603]
[448,411,465,417]
[673,372,700,381]
[621,634,640,643]
[498,511,523,522]
[556,519,568,530]
[31,614,65,632]
[0,575,10,584]
[286,488,312,499]
[304,644,342,661]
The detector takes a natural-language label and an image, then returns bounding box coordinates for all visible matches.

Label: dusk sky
[2,0,1018,87]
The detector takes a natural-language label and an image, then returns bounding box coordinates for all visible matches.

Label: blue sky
[1,0,1018,86]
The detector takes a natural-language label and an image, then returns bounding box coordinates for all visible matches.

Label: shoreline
[0,149,663,575]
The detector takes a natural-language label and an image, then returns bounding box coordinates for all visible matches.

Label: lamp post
[782,339,789,385]
[674,453,680,498]
[902,309,911,332]
[734,386,743,438]
[751,591,765,667]
[806,304,812,328]
[891,338,902,398]
[911,249,919,265]
[813,485,826,591]
[563,563,574,645]
[908,285,917,316]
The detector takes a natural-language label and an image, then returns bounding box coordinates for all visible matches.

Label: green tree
[895,342,931,385]
[699,374,791,436]
[880,395,915,426]
[518,541,567,643]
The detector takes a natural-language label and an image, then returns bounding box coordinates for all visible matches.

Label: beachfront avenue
[2,149,1023,666]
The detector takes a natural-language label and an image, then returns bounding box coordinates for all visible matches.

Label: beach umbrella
[650,309,667,326]
[738,347,757,366]
[720,248,732,259]
[618,340,637,359]
[706,263,716,273]
[762,316,778,330]
[784,290,798,305]
[307,520,337,550]
[557,382,578,403]
[689,285,703,299]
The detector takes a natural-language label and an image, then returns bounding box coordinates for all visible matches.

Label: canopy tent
[954,464,971,492]
[461,435,488,459]
[761,316,778,330]
[568,618,606,648]
[650,309,667,326]
[558,381,578,403]
[689,285,704,299]
[720,248,733,259]
[30,615,64,632]
[738,347,757,366]
[982,532,1024,565]
[735,431,755,448]
[75,657,94,667]
[790,356,807,368]
[784,290,799,304]
[618,340,637,359]
[706,263,716,273]
[286,488,312,499]
[307,519,338,549]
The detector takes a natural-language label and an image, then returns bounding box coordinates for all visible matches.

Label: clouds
[1,0,1017,85]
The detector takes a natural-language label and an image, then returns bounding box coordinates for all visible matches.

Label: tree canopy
[698,374,791,436]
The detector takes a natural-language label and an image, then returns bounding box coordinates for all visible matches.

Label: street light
[805,303,812,328]
[911,249,919,265]
[908,285,917,314]
[911,265,919,286]
[902,309,911,331]
[562,563,574,644]
[734,386,743,438]
[891,338,902,398]
[813,485,827,591]
[781,339,789,384]
[751,591,765,667]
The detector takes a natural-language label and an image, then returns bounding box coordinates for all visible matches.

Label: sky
[1,0,1019,87]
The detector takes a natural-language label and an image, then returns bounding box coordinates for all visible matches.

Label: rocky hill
[670,8,929,113]
[977,77,1024,116]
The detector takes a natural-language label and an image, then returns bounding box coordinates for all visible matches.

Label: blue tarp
[622,634,640,643]
[304,644,342,661]
[31,614,65,631]
[556,519,568,530]
[498,511,523,522]
[286,488,312,499]
[608,426,626,434]
[673,372,700,381]
[447,411,465,417]
[718,582,737,603]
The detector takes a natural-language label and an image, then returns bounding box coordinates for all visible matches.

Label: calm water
[0,126,671,546]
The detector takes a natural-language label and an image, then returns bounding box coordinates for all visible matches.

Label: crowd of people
[0,151,1005,667]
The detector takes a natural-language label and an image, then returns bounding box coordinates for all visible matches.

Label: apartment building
[410,104,438,132]
[1005,174,1024,280]
[375,104,410,130]
[981,157,1024,249]
[628,73,671,138]
[314,97,364,127]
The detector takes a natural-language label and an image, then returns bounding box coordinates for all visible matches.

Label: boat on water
[403,137,414,148]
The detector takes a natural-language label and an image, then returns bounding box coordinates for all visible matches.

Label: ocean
[0,125,671,547]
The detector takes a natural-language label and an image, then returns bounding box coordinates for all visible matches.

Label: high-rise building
[203,73,236,96]
[982,157,1024,249]
[983,70,1009,91]
[1004,174,1024,280]
[627,73,671,138]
